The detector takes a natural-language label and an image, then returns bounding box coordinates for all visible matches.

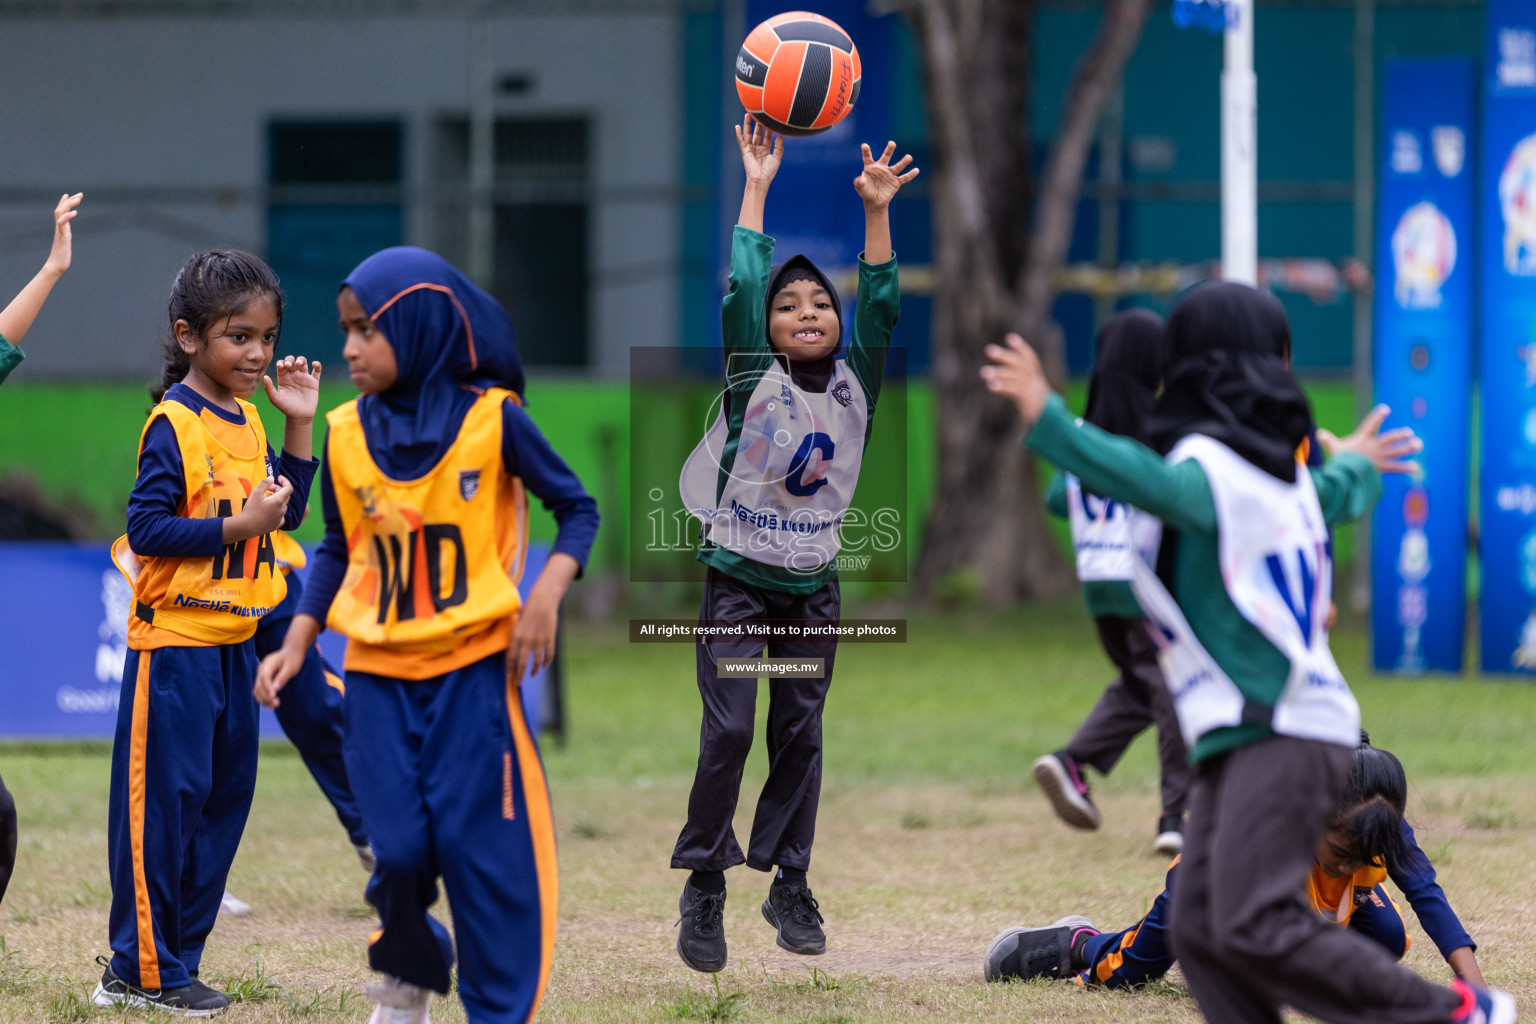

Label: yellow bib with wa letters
[126,397,287,649]
[325,388,528,679]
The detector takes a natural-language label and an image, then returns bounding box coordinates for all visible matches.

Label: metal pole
[1222,0,1257,285]
[467,4,496,288]
[1352,0,1376,612]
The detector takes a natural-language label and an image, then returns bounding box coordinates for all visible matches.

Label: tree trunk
[907,0,1151,603]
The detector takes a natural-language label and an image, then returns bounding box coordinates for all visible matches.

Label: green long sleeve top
[1028,395,1380,762]
[0,334,21,386]
[1045,472,1144,620]
[698,225,901,595]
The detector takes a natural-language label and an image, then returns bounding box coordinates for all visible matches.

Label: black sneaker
[1032,750,1101,830]
[91,957,231,1017]
[983,915,1096,983]
[676,881,728,973]
[761,882,826,955]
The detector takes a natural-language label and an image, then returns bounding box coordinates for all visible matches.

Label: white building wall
[0,10,680,379]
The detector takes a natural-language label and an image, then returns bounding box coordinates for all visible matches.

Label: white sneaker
[1154,830,1184,856]
[219,891,252,917]
[365,976,431,1024]
[356,844,377,872]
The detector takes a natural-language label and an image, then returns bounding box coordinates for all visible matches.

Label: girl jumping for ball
[670,116,917,972]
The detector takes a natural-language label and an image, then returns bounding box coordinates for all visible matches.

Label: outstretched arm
[981,333,1216,533]
[0,193,82,345]
[854,141,917,266]
[735,114,783,234]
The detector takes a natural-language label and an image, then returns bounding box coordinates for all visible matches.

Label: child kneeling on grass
[255,247,598,1024]
[670,115,916,973]
[981,280,1514,1024]
[988,736,1488,993]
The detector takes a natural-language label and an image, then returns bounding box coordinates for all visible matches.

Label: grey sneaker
[676,881,728,973]
[984,915,1098,983]
[1033,751,1102,830]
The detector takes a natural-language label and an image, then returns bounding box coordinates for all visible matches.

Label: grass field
[3,603,1533,1023]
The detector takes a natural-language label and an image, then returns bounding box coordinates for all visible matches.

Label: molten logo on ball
[735,11,861,137]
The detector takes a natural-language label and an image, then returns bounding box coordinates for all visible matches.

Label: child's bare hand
[237,476,293,538]
[254,648,305,709]
[1317,405,1422,475]
[263,355,323,422]
[736,114,784,185]
[45,193,83,275]
[981,333,1052,427]
[854,142,918,209]
[507,594,559,685]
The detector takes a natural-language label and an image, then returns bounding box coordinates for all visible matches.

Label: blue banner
[1371,59,1475,674]
[1481,0,1536,675]
[0,543,554,739]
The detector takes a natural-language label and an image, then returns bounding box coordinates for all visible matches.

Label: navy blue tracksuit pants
[1078,860,1411,989]
[254,575,368,848]
[107,642,258,990]
[343,650,557,1024]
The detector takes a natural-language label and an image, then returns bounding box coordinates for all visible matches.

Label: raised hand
[736,113,785,185]
[45,193,83,275]
[854,141,919,209]
[980,333,1053,427]
[1317,405,1423,475]
[263,354,323,422]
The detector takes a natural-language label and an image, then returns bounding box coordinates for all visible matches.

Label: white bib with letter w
[1066,474,1162,582]
[1129,435,1359,749]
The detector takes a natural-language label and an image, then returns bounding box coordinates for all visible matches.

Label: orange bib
[325,388,528,679]
[124,397,286,649]
[1308,861,1392,928]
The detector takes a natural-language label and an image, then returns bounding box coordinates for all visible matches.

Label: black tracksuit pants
[1066,616,1192,820]
[672,568,840,874]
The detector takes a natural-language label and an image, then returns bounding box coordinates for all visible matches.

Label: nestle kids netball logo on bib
[1499,133,1536,275]
[1391,202,1457,309]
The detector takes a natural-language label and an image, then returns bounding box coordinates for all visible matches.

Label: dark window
[267,120,404,368]
[437,115,591,369]
[270,122,402,185]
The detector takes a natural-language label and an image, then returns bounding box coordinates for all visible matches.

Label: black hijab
[765,255,842,393]
[1084,309,1166,446]
[1145,281,1312,483]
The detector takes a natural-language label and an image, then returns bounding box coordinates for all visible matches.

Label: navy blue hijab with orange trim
[343,246,525,479]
